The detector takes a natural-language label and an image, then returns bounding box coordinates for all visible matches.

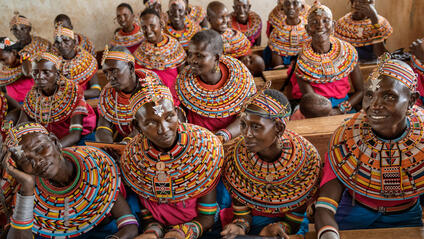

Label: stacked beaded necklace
[221,29,252,58]
[19,36,51,62]
[269,17,310,56]
[335,12,393,47]
[412,52,424,77]
[295,37,358,84]
[111,23,145,47]
[187,4,206,25]
[133,34,186,70]
[165,17,200,50]
[229,11,262,43]
[23,77,80,124]
[223,131,320,213]
[60,48,98,86]
[120,123,224,203]
[0,64,23,86]
[176,56,256,118]
[329,107,424,200]
[33,146,120,238]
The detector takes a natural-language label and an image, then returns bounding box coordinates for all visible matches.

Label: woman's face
[134,99,179,151]
[208,5,230,34]
[363,75,416,138]
[140,13,163,43]
[0,49,19,68]
[233,0,250,24]
[351,0,375,19]
[103,59,134,92]
[31,60,59,94]
[116,6,134,29]
[168,3,187,28]
[10,24,31,42]
[187,41,218,76]
[306,12,333,43]
[282,0,303,19]
[54,36,76,58]
[15,133,62,180]
[240,106,281,153]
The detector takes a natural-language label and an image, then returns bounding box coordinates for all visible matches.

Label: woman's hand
[164,230,184,239]
[2,147,35,196]
[259,223,289,239]
[134,232,158,239]
[221,223,246,238]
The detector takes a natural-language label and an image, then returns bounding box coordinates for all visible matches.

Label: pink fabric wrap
[415,69,424,106]
[127,43,141,54]
[150,68,181,106]
[139,197,198,225]
[187,111,236,132]
[6,76,34,104]
[321,153,416,208]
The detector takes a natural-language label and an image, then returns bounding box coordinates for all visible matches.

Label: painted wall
[0,0,422,52]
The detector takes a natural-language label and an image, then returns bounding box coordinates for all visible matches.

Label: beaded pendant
[111,24,145,48]
[187,4,206,25]
[222,29,252,58]
[329,107,424,200]
[0,65,22,86]
[176,56,256,118]
[335,13,393,47]
[223,130,321,214]
[60,48,98,86]
[18,36,51,61]
[23,77,80,124]
[295,37,358,84]
[120,123,224,203]
[33,146,120,238]
[165,17,200,50]
[229,11,262,43]
[133,34,186,70]
[269,17,310,57]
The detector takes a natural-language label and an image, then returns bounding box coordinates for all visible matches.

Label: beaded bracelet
[145,222,164,238]
[90,84,102,91]
[215,129,232,142]
[232,218,250,233]
[273,221,292,234]
[338,100,352,114]
[10,194,34,230]
[140,208,153,221]
[97,126,113,133]
[197,202,218,215]
[117,214,139,229]
[317,225,340,239]
[232,204,251,216]
[316,197,338,215]
[284,212,304,225]
[69,124,83,132]
[172,221,203,239]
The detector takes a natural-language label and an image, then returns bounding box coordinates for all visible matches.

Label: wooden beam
[289,227,424,239]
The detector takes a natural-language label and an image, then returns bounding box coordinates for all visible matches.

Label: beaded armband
[197,202,218,215]
[232,218,250,233]
[144,222,164,238]
[317,225,340,239]
[10,194,34,230]
[273,221,292,234]
[116,214,139,229]
[69,124,83,132]
[216,129,232,142]
[316,197,338,215]
[232,204,251,216]
[285,212,304,225]
[97,126,113,133]
[140,209,153,221]
[172,221,203,239]
[90,84,102,91]
[338,100,352,114]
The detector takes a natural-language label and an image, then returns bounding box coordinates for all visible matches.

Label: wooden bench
[286,114,354,159]
[289,227,424,239]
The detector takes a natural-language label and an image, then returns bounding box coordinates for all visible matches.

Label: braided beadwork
[223,130,321,214]
[23,77,80,124]
[120,123,224,203]
[295,37,358,84]
[221,29,251,58]
[328,107,424,200]
[133,34,186,70]
[33,146,120,238]
[98,69,161,129]
[18,36,51,62]
[335,12,393,47]
[268,5,310,30]
[60,48,98,86]
[0,65,23,86]
[165,17,200,51]
[269,17,310,57]
[228,12,262,44]
[76,33,95,55]
[188,4,206,25]
[176,56,256,118]
[111,24,145,47]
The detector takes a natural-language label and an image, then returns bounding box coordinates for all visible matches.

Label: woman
[121,77,223,239]
[9,13,51,76]
[315,54,424,238]
[335,0,392,62]
[54,26,100,99]
[267,0,309,37]
[54,14,95,55]
[134,8,186,104]
[165,0,201,51]
[96,46,161,143]
[20,52,96,147]
[266,0,310,68]
[221,88,321,238]
[410,38,424,106]
[229,0,262,46]
[291,2,363,116]
[143,0,168,25]
[111,3,145,53]
[3,122,139,239]
[207,1,251,58]
[185,0,208,28]
[0,37,34,104]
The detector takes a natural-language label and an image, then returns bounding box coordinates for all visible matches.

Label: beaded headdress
[34,52,62,70]
[307,1,332,20]
[368,52,418,92]
[54,24,75,41]
[129,77,173,116]
[145,0,161,7]
[0,38,14,50]
[101,45,135,66]
[9,11,32,28]
[6,123,49,157]
[169,0,186,8]
[242,81,291,125]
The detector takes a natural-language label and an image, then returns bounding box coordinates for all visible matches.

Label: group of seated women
[0,0,424,239]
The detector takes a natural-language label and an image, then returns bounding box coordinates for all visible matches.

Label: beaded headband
[130,77,173,117]
[368,52,418,92]
[279,0,304,5]
[145,0,161,7]
[169,0,186,8]
[0,38,14,50]
[101,45,135,66]
[242,81,291,125]
[34,52,62,70]
[6,123,49,157]
[9,11,32,28]
[308,1,332,20]
[54,25,75,40]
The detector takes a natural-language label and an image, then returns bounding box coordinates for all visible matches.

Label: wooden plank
[85,141,126,154]
[251,46,265,56]
[289,227,424,239]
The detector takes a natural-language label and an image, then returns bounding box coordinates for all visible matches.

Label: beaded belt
[356,197,418,214]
